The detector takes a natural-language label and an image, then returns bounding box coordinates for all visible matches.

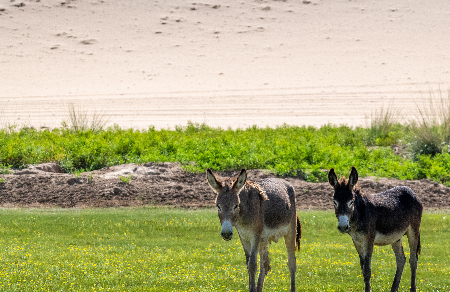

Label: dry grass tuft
[367,101,402,146]
[61,103,109,132]
[409,89,450,156]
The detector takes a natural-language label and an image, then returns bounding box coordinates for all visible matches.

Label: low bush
[0,121,447,185]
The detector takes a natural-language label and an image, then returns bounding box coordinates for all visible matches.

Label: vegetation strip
[2,120,450,185]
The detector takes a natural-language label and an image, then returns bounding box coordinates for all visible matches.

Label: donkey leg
[354,239,373,292]
[247,243,259,292]
[284,232,297,292]
[406,226,420,292]
[390,239,406,292]
[359,254,373,292]
[239,235,252,268]
[256,243,270,292]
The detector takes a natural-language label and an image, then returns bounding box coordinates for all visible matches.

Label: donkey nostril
[337,225,349,233]
[221,230,233,239]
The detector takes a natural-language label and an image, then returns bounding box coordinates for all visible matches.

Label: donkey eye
[217,204,222,212]
[233,205,239,211]
[333,200,338,209]
[347,200,354,208]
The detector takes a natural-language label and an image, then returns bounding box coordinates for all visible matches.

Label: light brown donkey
[206,168,301,292]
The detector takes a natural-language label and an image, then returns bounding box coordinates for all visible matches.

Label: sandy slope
[1,0,450,129]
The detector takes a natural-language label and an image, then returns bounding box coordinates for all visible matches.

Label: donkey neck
[349,193,372,233]
[235,182,266,228]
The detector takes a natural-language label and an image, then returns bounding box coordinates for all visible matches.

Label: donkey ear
[348,166,358,188]
[233,169,247,192]
[206,168,222,194]
[328,168,338,188]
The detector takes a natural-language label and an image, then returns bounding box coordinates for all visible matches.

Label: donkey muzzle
[221,220,233,241]
[337,215,350,233]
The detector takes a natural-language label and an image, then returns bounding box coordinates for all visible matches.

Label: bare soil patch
[0,163,448,210]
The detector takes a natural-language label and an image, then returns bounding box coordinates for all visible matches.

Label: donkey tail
[296,213,302,252]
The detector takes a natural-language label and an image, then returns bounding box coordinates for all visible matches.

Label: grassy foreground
[0,207,448,291]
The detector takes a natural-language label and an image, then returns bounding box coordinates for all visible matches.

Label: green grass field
[0,207,448,291]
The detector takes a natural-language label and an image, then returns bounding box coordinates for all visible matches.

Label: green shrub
[119,175,133,183]
[0,164,13,174]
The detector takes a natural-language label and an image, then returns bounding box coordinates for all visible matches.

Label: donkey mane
[336,177,364,196]
[244,181,269,201]
[216,174,269,201]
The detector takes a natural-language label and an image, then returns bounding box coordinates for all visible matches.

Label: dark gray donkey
[328,167,422,292]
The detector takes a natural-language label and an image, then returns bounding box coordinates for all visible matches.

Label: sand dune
[1,0,449,129]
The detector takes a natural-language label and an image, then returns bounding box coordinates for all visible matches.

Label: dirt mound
[0,163,449,209]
